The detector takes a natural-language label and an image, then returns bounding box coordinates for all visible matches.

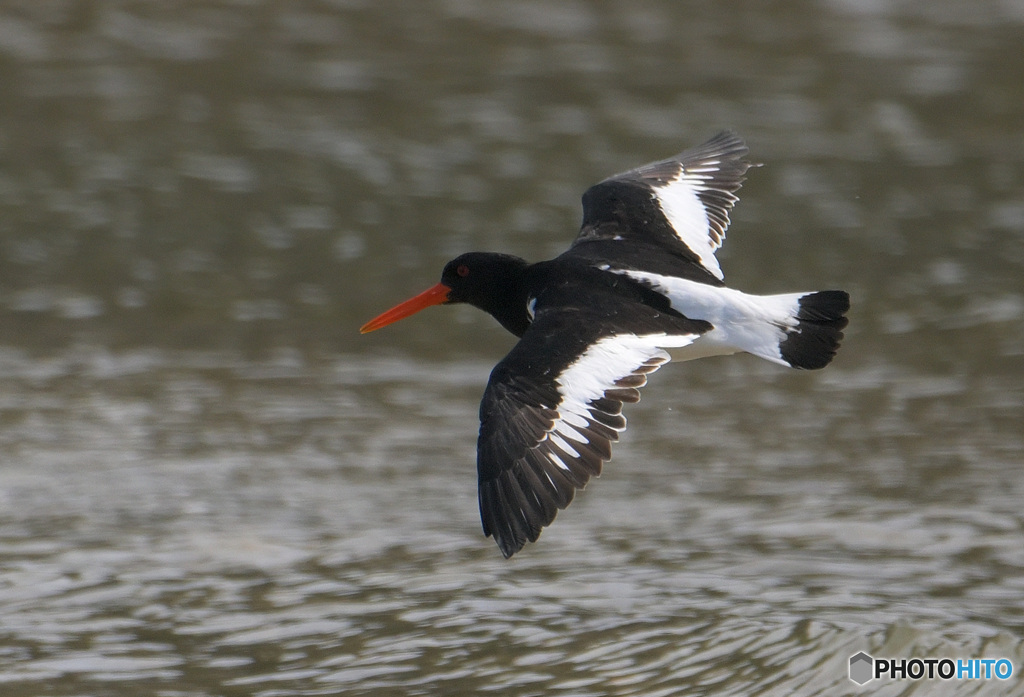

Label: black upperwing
[475,300,704,558]
[573,131,754,282]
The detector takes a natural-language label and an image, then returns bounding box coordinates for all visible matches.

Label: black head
[440,252,529,309]
[360,251,530,336]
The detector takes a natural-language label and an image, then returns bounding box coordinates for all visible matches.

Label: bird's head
[360,252,528,333]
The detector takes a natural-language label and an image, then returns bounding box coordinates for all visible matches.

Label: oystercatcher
[361,131,849,558]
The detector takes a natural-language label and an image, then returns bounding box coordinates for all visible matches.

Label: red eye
[456,264,470,277]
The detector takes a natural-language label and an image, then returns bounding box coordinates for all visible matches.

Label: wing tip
[706,129,748,154]
[681,130,755,177]
[479,477,551,559]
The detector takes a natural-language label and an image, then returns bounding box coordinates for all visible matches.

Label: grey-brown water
[1,2,1022,696]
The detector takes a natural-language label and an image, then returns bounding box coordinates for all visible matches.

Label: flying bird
[361,132,849,558]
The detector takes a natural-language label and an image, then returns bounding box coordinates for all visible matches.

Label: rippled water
[1,1,1023,696]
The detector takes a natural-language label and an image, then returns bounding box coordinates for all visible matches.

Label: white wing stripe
[547,451,571,472]
[550,333,697,435]
[547,432,581,458]
[552,419,588,444]
[558,410,590,429]
[653,171,724,280]
[556,334,669,404]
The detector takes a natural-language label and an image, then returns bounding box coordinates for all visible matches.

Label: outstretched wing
[574,131,753,281]
[476,310,700,558]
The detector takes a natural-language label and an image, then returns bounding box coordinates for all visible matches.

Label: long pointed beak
[360,282,451,333]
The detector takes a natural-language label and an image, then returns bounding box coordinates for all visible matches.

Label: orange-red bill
[360,282,451,334]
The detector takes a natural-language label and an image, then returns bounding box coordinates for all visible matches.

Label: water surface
[0,1,1022,695]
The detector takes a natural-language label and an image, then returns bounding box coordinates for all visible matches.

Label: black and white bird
[361,131,849,558]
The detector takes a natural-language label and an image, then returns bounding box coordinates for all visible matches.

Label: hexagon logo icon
[849,652,874,685]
